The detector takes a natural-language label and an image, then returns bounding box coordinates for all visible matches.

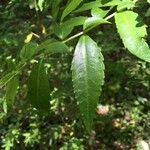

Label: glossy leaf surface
[71,35,105,132]
[84,17,109,30]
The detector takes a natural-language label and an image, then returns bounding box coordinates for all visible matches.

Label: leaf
[117,0,135,11]
[24,33,33,43]
[37,40,69,53]
[91,7,110,18]
[145,8,150,17]
[0,71,18,88]
[51,0,61,18]
[83,17,110,30]
[71,35,105,132]
[75,0,124,13]
[115,11,150,62]
[38,0,45,11]
[61,0,82,21]
[28,62,50,111]
[74,0,100,13]
[101,0,122,6]
[54,17,87,39]
[20,42,38,61]
[5,76,19,109]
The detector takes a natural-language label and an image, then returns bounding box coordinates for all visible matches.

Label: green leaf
[0,71,18,88]
[71,35,105,132]
[37,40,69,53]
[117,0,135,11]
[91,7,110,18]
[115,11,150,62]
[83,17,110,30]
[5,76,19,109]
[20,42,38,61]
[61,0,82,21]
[145,8,150,17]
[54,17,87,39]
[74,0,100,13]
[28,62,50,111]
[101,0,122,6]
[51,0,61,18]
[37,0,45,11]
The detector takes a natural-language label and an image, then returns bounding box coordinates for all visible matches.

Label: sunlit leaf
[115,11,150,62]
[84,17,109,30]
[71,35,105,132]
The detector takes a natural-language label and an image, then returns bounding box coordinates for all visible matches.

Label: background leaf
[5,76,19,109]
[54,17,87,39]
[61,0,82,21]
[83,17,109,30]
[28,62,50,111]
[71,35,105,132]
[115,11,150,62]
[20,42,38,61]
[37,40,69,53]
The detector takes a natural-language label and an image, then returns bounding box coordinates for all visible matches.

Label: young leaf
[61,0,82,21]
[71,35,105,132]
[54,17,87,39]
[5,76,19,109]
[28,62,50,111]
[115,11,150,62]
[83,17,110,30]
[20,42,38,61]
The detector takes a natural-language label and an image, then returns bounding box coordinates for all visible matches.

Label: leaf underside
[71,35,105,133]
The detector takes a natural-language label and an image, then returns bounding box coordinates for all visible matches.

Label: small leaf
[20,42,38,61]
[38,40,69,53]
[74,0,100,13]
[37,0,45,11]
[71,35,105,132]
[5,76,19,109]
[61,0,82,21]
[28,62,50,111]
[117,0,135,11]
[83,17,109,30]
[91,7,110,18]
[115,11,150,62]
[101,0,122,6]
[24,33,33,43]
[54,16,87,39]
